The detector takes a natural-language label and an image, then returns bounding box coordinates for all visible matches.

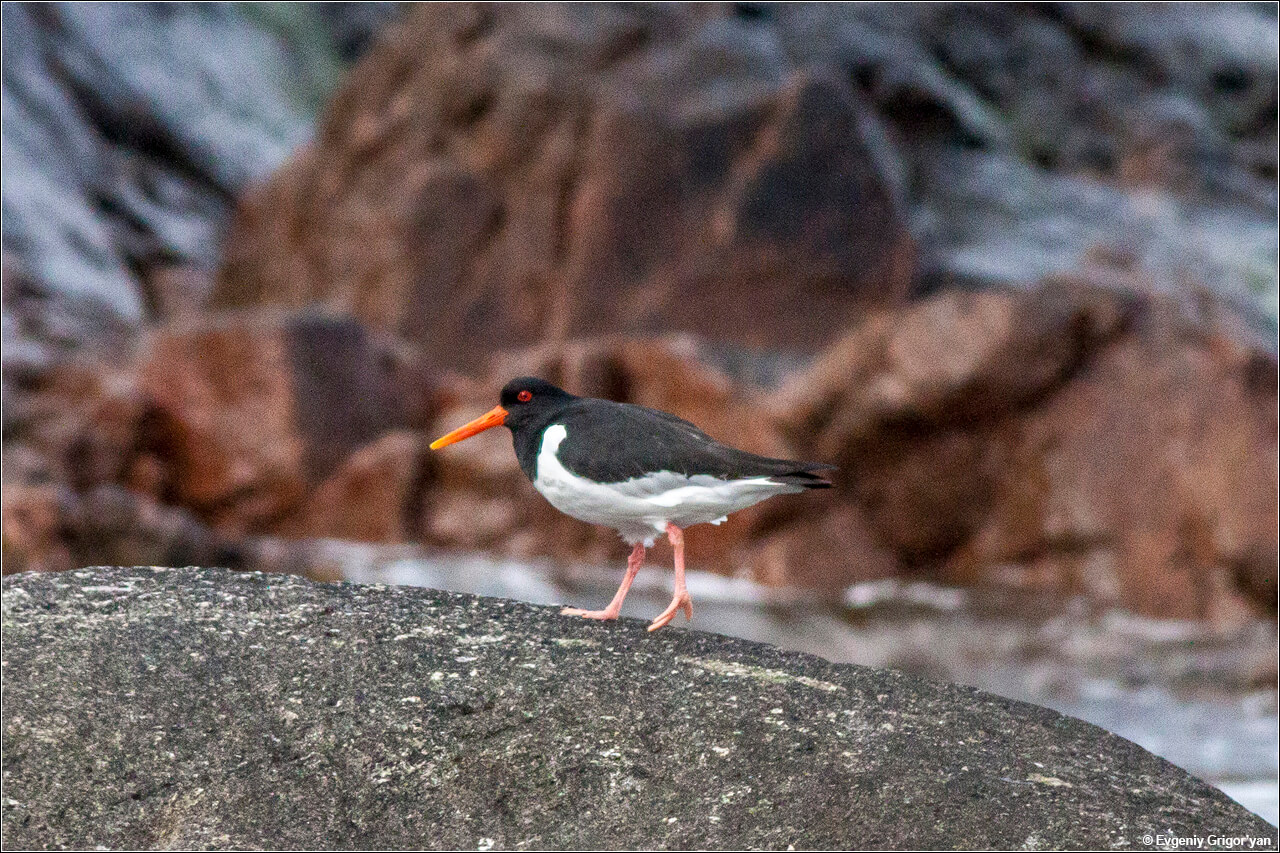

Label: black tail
[771,464,836,489]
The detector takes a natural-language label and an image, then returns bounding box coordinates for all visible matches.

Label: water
[328,543,1278,826]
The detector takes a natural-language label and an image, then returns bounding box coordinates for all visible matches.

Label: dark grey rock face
[3,567,1274,850]
[771,3,1278,334]
[0,2,402,379]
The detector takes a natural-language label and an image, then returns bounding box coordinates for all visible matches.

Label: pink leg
[647,522,693,632]
[562,542,645,621]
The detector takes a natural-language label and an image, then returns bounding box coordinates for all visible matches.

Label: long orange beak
[429,405,508,450]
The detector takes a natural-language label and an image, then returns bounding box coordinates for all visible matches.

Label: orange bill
[429,405,508,450]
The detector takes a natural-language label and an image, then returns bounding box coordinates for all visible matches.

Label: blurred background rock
[1,1,1276,823]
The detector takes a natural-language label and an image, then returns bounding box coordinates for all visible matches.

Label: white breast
[531,424,800,546]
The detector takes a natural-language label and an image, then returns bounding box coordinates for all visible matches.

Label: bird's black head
[498,376,575,428]
[430,376,576,450]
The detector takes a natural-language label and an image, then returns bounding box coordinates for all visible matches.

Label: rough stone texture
[0,3,398,375]
[771,278,1278,620]
[5,281,1275,621]
[214,4,916,367]
[3,567,1274,851]
[768,3,1277,333]
[136,310,436,535]
[5,4,1276,625]
[0,484,237,578]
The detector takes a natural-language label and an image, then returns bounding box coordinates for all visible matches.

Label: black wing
[555,399,834,486]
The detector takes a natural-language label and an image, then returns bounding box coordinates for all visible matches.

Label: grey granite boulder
[2,567,1275,850]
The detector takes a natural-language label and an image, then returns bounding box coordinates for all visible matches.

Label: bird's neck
[511,408,571,482]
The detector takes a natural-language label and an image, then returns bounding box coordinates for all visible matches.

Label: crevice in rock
[401,439,437,544]
[542,109,592,346]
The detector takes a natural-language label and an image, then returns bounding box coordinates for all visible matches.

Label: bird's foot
[560,606,621,621]
[646,592,693,632]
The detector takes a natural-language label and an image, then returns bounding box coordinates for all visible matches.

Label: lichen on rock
[3,566,1273,850]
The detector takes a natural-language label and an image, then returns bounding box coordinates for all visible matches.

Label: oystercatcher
[430,377,834,631]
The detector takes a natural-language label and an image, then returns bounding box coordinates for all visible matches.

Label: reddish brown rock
[1,482,239,577]
[1,483,75,575]
[139,313,304,533]
[772,283,1129,460]
[417,280,1278,620]
[215,4,914,370]
[6,307,441,562]
[741,504,899,592]
[282,431,429,544]
[773,279,1278,619]
[10,277,1272,622]
[141,263,214,321]
[11,360,147,493]
[967,300,1279,621]
[137,310,435,535]
[1,479,368,586]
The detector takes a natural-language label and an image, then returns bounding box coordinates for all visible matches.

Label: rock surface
[137,310,436,535]
[1,2,400,427]
[214,4,916,366]
[3,567,1274,850]
[214,2,1278,360]
[4,280,1275,620]
[415,280,1276,619]
[4,4,1276,624]
[775,3,1277,331]
[771,277,1279,619]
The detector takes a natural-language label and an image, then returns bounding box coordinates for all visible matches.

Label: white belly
[531,424,799,546]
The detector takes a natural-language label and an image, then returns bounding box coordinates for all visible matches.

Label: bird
[429,377,834,631]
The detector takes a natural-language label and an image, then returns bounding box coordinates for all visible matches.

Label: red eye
[517,390,533,403]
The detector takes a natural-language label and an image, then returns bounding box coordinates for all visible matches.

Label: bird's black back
[540,398,834,486]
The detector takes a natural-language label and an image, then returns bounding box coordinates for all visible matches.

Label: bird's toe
[561,606,619,621]
[646,613,675,632]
